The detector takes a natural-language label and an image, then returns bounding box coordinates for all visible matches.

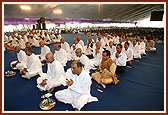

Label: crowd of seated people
[4,27,160,110]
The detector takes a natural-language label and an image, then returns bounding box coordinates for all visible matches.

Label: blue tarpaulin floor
[3,34,164,111]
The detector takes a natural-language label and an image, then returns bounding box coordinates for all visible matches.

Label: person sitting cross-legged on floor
[111,44,127,75]
[10,46,27,70]
[91,50,119,88]
[37,52,66,93]
[55,60,98,111]
[20,47,43,79]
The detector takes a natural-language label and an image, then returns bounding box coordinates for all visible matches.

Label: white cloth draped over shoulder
[37,45,51,62]
[10,50,27,70]
[111,51,127,66]
[22,53,43,79]
[55,69,98,110]
[54,48,67,66]
[37,60,66,91]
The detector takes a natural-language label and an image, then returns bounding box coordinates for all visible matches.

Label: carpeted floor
[3,34,164,111]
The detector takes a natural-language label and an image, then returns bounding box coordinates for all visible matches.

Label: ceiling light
[20,5,31,10]
[53,9,62,14]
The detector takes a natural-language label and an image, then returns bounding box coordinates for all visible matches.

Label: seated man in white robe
[112,44,127,75]
[77,36,85,53]
[55,60,98,111]
[138,37,146,55]
[54,44,67,67]
[17,36,26,49]
[132,39,141,60]
[106,41,116,56]
[85,36,94,56]
[90,42,104,68]
[20,47,43,79]
[96,36,105,48]
[70,38,83,60]
[37,41,51,62]
[123,42,133,66]
[10,46,27,70]
[104,35,112,48]
[146,37,156,52]
[75,48,90,73]
[37,52,66,93]
[60,38,71,54]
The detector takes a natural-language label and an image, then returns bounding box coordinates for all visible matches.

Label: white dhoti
[10,61,26,70]
[55,89,98,110]
[90,59,101,68]
[36,73,66,91]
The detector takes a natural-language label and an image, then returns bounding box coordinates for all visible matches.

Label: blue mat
[4,34,164,111]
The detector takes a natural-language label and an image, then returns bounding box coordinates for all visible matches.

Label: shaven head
[45,52,54,63]
[75,48,82,57]
[39,41,45,47]
[14,46,21,53]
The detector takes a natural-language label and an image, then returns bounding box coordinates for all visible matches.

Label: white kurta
[10,50,27,70]
[111,51,127,66]
[19,39,26,49]
[79,40,85,53]
[96,39,105,48]
[22,53,43,79]
[112,36,119,45]
[90,47,104,67]
[85,42,94,55]
[54,48,67,66]
[132,44,141,59]
[139,42,146,55]
[38,45,51,62]
[75,54,91,73]
[37,60,66,91]
[123,48,133,61]
[61,42,71,54]
[70,43,83,60]
[32,37,39,47]
[55,69,98,110]
[106,46,116,56]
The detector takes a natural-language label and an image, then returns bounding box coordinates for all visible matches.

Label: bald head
[75,48,82,57]
[39,41,45,47]
[60,38,65,43]
[45,52,54,63]
[14,46,21,53]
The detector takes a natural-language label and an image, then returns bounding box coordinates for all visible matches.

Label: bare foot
[48,88,54,93]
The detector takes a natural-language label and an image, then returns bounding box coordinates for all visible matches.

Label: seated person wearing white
[132,39,141,59]
[138,37,146,55]
[70,38,83,60]
[85,36,94,56]
[96,36,105,48]
[37,52,66,92]
[77,36,85,53]
[123,42,133,66]
[112,44,127,75]
[37,41,51,62]
[17,36,26,49]
[55,60,98,111]
[60,38,71,54]
[106,41,116,56]
[146,37,156,51]
[75,48,90,73]
[54,44,67,67]
[10,46,27,70]
[90,41,104,68]
[20,47,43,79]
[104,35,112,48]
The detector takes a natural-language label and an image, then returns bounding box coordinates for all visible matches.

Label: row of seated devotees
[7,33,156,111]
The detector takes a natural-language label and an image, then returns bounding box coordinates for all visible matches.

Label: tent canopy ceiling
[4,4,164,22]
